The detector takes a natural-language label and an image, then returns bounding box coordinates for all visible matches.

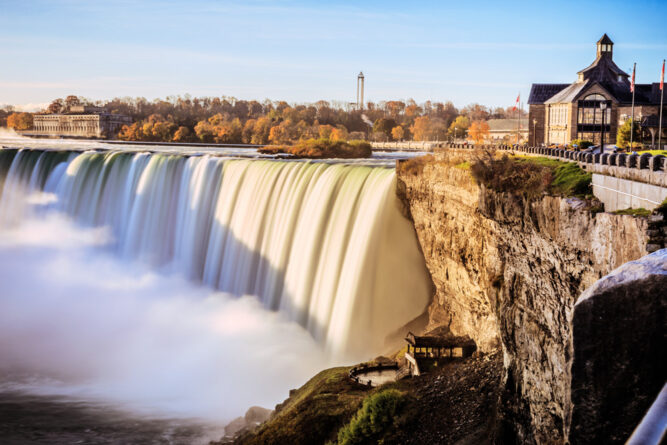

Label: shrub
[336,389,405,445]
[470,151,552,199]
[470,153,592,199]
[260,138,372,159]
[570,139,593,150]
[396,155,435,176]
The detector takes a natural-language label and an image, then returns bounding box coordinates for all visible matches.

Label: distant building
[487,118,529,143]
[528,34,666,147]
[32,105,131,139]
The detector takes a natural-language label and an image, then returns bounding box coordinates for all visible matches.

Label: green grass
[613,208,652,217]
[454,160,471,170]
[470,155,592,199]
[235,367,370,445]
[636,150,667,156]
[335,389,405,445]
[514,156,592,196]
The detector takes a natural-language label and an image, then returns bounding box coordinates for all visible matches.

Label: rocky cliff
[396,152,649,444]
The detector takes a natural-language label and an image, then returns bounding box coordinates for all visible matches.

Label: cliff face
[396,154,648,444]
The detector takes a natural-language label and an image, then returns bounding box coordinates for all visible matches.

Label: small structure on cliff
[404,331,477,377]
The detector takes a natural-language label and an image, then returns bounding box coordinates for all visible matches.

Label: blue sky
[1,0,666,110]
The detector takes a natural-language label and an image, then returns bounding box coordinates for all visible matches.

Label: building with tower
[528,34,666,148]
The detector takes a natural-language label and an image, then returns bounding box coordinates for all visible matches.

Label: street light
[600,102,607,151]
[533,118,537,146]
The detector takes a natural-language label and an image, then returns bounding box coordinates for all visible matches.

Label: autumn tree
[173,126,193,142]
[391,126,405,141]
[65,95,81,109]
[410,116,431,141]
[468,120,490,144]
[373,118,396,141]
[47,99,64,114]
[6,112,33,130]
[448,116,470,139]
[330,126,348,141]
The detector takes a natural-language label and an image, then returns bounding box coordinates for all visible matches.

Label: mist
[0,213,333,422]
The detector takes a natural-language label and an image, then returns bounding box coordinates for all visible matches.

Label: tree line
[2,95,527,143]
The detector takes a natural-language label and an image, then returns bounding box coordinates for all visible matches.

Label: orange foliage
[6,112,33,130]
[468,120,490,144]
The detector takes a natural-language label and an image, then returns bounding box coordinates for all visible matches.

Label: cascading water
[0,148,432,358]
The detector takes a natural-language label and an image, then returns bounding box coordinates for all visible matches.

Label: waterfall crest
[0,149,432,357]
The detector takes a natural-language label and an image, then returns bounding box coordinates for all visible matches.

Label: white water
[0,147,432,421]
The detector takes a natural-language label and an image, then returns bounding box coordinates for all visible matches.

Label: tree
[447,116,470,139]
[616,118,642,148]
[373,118,396,141]
[47,99,64,114]
[172,126,192,142]
[468,120,490,143]
[330,126,348,141]
[6,112,33,130]
[410,116,431,141]
[391,126,405,141]
[65,95,81,109]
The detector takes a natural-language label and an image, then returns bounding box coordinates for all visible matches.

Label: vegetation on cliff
[231,352,502,445]
[471,153,592,198]
[232,367,368,445]
[335,389,405,445]
[258,139,372,159]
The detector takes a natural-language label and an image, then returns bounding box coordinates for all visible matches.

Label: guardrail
[349,362,399,385]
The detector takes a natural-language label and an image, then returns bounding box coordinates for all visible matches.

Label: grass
[613,208,652,217]
[636,150,667,156]
[470,153,592,199]
[235,367,370,445]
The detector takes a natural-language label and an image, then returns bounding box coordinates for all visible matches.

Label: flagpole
[516,94,520,144]
[659,59,665,150]
[630,62,636,148]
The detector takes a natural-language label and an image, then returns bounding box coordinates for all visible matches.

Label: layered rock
[569,249,666,444]
[396,152,649,443]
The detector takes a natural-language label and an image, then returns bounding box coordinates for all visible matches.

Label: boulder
[570,249,667,444]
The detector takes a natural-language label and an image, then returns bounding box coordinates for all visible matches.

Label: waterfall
[0,148,432,358]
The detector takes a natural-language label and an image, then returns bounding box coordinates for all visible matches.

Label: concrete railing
[349,362,399,385]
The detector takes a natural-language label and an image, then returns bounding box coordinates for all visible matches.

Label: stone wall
[396,151,649,443]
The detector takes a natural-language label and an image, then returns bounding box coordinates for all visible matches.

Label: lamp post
[532,119,537,146]
[600,102,607,151]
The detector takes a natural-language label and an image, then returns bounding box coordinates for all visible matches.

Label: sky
[1,0,666,111]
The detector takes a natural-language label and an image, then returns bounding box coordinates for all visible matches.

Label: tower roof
[597,33,614,45]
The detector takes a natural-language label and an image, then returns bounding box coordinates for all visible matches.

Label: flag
[630,63,636,92]
[512,93,520,111]
[661,59,665,91]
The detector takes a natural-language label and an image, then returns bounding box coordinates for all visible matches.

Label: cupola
[596,34,614,58]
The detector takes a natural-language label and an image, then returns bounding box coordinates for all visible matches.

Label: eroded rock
[569,249,667,444]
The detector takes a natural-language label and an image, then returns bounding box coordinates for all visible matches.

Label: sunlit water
[0,133,431,443]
